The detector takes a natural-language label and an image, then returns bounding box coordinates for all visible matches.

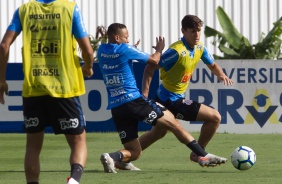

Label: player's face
[182,26,201,48]
[116,28,130,44]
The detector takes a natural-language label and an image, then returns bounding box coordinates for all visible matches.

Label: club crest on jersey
[197,45,203,50]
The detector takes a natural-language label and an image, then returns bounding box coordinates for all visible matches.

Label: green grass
[0,132,280,184]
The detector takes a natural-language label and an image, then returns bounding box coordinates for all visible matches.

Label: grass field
[0,132,280,184]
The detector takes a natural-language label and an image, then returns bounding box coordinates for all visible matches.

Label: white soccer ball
[231,146,256,170]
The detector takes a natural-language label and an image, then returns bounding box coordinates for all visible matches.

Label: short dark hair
[107,23,127,37]
[181,15,203,29]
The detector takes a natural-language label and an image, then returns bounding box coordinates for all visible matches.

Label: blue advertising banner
[0,63,159,133]
[2,60,282,134]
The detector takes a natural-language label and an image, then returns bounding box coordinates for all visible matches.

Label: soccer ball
[231,146,256,170]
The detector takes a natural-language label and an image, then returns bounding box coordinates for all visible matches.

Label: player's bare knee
[213,111,221,125]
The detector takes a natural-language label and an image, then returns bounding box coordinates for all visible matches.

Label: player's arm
[141,36,164,98]
[207,62,233,86]
[72,4,94,78]
[0,30,20,104]
[142,63,159,98]
[142,47,178,98]
[146,36,165,65]
[202,47,233,86]
[77,37,94,78]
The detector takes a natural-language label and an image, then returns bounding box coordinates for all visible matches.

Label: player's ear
[114,35,120,43]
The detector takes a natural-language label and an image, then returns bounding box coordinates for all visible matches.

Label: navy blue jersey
[97,43,150,109]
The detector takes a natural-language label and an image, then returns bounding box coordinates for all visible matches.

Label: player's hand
[134,39,140,48]
[152,36,165,53]
[0,81,8,105]
[218,76,233,86]
[81,64,94,78]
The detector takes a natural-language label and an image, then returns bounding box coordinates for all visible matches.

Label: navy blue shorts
[23,95,86,135]
[155,96,201,121]
[111,97,166,144]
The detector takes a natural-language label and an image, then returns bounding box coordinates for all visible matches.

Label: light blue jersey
[97,43,150,109]
[7,0,88,39]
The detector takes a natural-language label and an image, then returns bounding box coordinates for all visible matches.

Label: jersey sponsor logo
[60,118,79,130]
[143,111,157,124]
[109,93,134,104]
[30,24,57,33]
[32,68,60,76]
[104,73,124,87]
[29,14,60,20]
[181,73,192,83]
[109,87,126,97]
[102,64,119,70]
[101,53,119,58]
[32,39,60,58]
[24,117,39,128]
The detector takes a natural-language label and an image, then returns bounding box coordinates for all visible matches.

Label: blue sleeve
[7,8,22,33]
[159,48,179,67]
[124,44,150,63]
[201,46,214,65]
[72,4,88,39]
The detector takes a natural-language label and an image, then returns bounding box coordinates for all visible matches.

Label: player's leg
[156,110,195,144]
[196,104,221,148]
[65,131,87,165]
[115,127,167,171]
[65,130,87,183]
[139,126,168,150]
[159,98,223,163]
[101,139,142,173]
[24,131,44,183]
[101,102,143,173]
[177,102,225,165]
[23,96,47,183]
[50,96,87,183]
[158,110,227,166]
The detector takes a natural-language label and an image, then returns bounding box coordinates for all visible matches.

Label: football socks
[187,140,207,157]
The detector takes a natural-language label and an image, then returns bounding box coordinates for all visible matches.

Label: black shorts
[111,97,166,144]
[155,96,201,121]
[23,95,86,135]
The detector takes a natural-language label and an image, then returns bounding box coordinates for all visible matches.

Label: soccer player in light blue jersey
[97,23,227,173]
